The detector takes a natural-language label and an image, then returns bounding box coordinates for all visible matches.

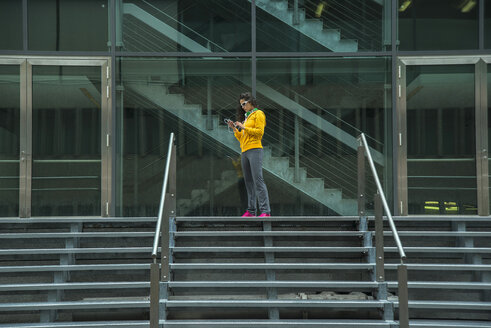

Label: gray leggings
[241,148,271,215]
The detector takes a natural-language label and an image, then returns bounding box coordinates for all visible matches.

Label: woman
[226,92,271,217]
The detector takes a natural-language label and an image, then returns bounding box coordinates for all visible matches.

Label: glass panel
[28,0,109,51]
[121,0,251,52]
[486,0,491,48]
[116,58,254,216]
[399,0,479,51]
[257,57,391,215]
[406,65,476,215]
[257,0,391,52]
[0,0,23,50]
[31,66,101,216]
[0,65,20,217]
[488,64,491,212]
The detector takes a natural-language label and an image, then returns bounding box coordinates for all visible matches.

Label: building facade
[0,0,490,218]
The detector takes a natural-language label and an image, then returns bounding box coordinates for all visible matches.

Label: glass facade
[256,0,391,52]
[31,65,102,216]
[0,1,490,217]
[28,0,109,51]
[121,0,251,52]
[0,0,23,50]
[0,65,20,217]
[487,0,491,48]
[399,0,479,50]
[406,65,476,215]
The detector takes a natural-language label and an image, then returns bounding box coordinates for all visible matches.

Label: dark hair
[236,92,257,121]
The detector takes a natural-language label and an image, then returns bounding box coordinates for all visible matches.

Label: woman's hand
[226,120,235,129]
[235,122,245,129]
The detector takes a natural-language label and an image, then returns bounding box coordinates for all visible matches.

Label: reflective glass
[116,58,257,216]
[31,66,101,216]
[257,0,391,52]
[257,57,392,215]
[399,0,479,51]
[488,64,491,212]
[406,65,476,215]
[486,0,491,48]
[0,0,23,50]
[0,65,20,217]
[121,0,251,52]
[28,0,109,51]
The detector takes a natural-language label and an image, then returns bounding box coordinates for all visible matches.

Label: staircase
[121,2,386,215]
[127,83,358,215]
[0,217,156,327]
[254,0,358,52]
[158,215,394,327]
[154,215,491,327]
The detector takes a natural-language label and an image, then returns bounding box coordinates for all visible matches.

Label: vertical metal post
[374,193,385,282]
[206,76,213,130]
[150,262,160,328]
[294,115,300,183]
[293,0,300,25]
[161,194,170,282]
[398,264,409,328]
[358,143,366,217]
[161,141,177,282]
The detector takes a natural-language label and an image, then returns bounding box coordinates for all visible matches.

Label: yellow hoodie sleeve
[244,111,266,138]
[234,129,243,141]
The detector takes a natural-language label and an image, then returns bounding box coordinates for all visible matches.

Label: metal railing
[150,133,176,328]
[357,133,409,328]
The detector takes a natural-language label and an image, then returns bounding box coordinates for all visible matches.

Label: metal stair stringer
[126,83,357,215]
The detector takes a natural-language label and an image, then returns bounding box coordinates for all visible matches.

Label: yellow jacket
[234,109,266,153]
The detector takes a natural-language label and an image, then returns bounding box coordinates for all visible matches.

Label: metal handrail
[359,133,406,261]
[151,132,175,261]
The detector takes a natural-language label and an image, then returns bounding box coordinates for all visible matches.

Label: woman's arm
[240,111,265,138]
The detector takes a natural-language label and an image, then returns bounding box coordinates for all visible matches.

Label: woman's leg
[241,151,257,215]
[247,149,271,214]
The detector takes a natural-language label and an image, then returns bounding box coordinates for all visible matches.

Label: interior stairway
[128,83,358,215]
[122,2,385,215]
[253,0,358,52]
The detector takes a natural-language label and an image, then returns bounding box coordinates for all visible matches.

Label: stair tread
[0,263,151,272]
[160,319,395,327]
[174,231,363,236]
[0,321,149,328]
[0,282,150,291]
[171,246,368,252]
[164,299,387,308]
[0,300,149,310]
[0,232,154,238]
[170,263,373,270]
[0,247,152,255]
[168,281,378,288]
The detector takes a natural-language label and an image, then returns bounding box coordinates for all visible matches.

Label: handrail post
[374,192,385,282]
[150,133,177,328]
[149,262,160,328]
[161,141,176,282]
[358,141,366,217]
[398,263,409,328]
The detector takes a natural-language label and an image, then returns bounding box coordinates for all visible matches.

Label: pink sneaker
[258,213,271,217]
[241,211,255,217]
